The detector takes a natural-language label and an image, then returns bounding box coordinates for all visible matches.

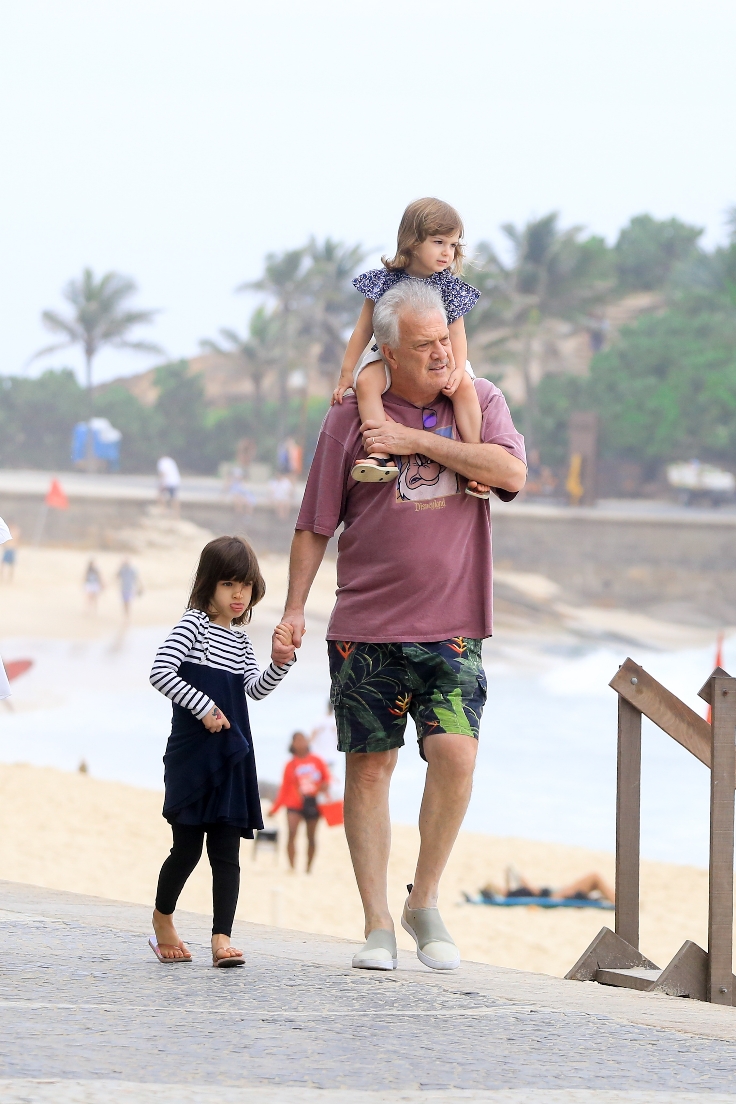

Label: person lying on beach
[480,866,615,904]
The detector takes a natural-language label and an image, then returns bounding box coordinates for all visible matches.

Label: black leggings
[155,822,241,936]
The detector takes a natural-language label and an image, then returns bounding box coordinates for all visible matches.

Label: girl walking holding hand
[149,535,295,967]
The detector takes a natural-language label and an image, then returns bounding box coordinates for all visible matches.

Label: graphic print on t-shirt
[396,414,459,503]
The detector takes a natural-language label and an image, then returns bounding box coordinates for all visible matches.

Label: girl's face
[209,579,253,626]
[407,230,461,277]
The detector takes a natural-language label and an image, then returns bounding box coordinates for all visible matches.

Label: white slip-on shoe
[401,884,460,971]
[351,929,398,970]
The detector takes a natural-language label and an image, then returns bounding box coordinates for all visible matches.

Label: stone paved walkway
[0,881,735,1103]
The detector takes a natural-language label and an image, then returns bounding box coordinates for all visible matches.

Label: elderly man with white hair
[284,281,526,971]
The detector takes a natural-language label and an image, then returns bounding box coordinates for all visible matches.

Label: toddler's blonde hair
[383,197,465,276]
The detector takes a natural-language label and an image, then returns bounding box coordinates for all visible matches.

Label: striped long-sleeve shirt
[150,609,294,720]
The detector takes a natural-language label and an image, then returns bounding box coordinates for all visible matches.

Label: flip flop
[212,948,245,968]
[465,487,490,500]
[351,457,399,483]
[148,936,192,963]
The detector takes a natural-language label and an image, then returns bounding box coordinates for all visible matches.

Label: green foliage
[534,375,591,469]
[0,369,87,468]
[33,268,162,391]
[535,305,736,467]
[0,362,330,475]
[614,214,703,292]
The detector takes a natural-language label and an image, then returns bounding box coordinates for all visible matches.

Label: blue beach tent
[72,418,122,471]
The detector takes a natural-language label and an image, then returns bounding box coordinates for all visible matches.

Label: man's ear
[382,345,398,372]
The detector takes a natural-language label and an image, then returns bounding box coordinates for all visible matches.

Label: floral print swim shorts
[327,638,487,759]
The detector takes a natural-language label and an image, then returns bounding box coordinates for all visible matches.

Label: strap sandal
[351,928,398,970]
[148,936,192,963]
[465,487,490,500]
[212,947,245,968]
[401,885,460,971]
[351,457,399,483]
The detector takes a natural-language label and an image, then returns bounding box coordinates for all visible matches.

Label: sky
[2,0,736,386]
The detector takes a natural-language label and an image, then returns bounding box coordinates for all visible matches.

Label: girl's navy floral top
[352,267,480,325]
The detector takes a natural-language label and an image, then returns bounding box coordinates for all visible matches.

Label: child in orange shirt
[270,732,330,872]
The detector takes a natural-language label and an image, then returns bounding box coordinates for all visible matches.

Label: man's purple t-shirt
[296,379,526,643]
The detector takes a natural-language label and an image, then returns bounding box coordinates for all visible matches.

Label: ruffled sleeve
[435,271,481,324]
[352,268,399,301]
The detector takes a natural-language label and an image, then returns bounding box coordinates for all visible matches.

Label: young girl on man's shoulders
[333,196,489,498]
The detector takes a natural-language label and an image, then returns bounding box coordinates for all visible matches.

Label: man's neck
[386,381,442,408]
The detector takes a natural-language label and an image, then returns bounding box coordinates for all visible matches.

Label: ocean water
[0,621,726,868]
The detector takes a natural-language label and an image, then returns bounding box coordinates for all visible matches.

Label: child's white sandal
[351,457,399,482]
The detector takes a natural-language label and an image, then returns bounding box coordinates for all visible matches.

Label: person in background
[277,437,303,486]
[0,522,19,582]
[480,866,615,904]
[117,559,141,618]
[228,469,257,516]
[0,518,11,700]
[270,732,330,873]
[157,455,181,515]
[83,560,104,613]
[269,473,294,521]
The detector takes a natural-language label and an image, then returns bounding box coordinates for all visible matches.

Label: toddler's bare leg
[450,373,491,495]
[355,361,390,465]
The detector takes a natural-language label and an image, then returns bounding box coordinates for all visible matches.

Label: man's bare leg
[408,733,477,910]
[343,749,398,935]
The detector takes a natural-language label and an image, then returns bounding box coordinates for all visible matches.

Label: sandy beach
[0,761,715,978]
[0,514,728,978]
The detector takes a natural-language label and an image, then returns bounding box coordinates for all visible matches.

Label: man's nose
[429,341,447,359]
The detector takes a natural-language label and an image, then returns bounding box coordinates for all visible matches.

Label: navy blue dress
[162,661,263,839]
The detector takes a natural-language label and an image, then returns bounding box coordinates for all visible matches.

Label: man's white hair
[372,281,447,350]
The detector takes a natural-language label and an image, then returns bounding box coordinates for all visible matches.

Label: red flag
[3,659,33,681]
[45,479,69,510]
[706,632,724,724]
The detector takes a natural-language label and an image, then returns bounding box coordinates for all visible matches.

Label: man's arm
[283,529,330,647]
[360,420,526,493]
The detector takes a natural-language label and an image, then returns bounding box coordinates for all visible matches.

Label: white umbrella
[0,517,10,544]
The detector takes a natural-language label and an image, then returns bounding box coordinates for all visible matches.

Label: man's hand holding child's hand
[272,622,296,666]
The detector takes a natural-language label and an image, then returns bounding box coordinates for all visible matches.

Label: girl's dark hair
[187,535,265,626]
[289,731,308,755]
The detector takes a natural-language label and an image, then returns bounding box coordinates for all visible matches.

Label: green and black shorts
[328,638,487,760]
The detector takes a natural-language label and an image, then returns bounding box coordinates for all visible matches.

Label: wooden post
[616,695,642,950]
[708,675,736,1004]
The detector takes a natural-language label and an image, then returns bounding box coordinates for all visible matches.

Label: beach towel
[463,892,614,910]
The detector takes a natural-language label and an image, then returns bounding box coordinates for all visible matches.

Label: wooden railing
[566,658,735,1005]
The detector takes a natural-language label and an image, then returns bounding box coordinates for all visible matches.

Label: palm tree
[239,249,308,438]
[33,268,162,411]
[301,238,367,377]
[200,305,280,422]
[469,214,613,448]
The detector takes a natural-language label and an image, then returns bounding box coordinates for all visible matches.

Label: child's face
[409,230,461,277]
[210,578,253,624]
[292,733,310,757]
